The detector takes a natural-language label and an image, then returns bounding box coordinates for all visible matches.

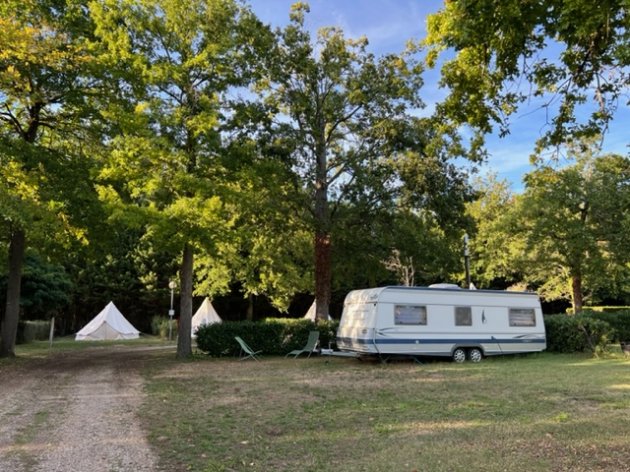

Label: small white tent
[191,298,222,337]
[75,301,140,341]
[303,300,332,321]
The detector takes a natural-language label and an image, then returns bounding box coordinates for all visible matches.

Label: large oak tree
[92,0,270,357]
[0,0,102,356]
[257,3,425,319]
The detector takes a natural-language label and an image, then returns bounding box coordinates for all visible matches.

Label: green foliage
[424,0,629,152]
[0,0,103,237]
[254,5,474,313]
[91,0,276,357]
[582,310,630,342]
[518,149,630,309]
[196,143,314,310]
[466,150,630,311]
[195,318,339,357]
[92,0,306,322]
[466,174,523,289]
[544,314,613,353]
[0,0,107,356]
[151,316,177,340]
[195,320,284,357]
[17,253,73,320]
[567,306,630,314]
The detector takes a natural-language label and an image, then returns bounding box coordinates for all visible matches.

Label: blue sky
[248,0,629,192]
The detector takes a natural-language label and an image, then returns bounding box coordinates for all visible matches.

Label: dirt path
[0,346,170,472]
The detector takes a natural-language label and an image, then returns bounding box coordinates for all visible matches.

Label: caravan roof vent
[428,283,461,290]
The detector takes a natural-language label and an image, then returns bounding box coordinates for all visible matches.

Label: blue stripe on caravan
[337,337,546,345]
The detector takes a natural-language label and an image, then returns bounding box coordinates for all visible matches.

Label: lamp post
[463,233,471,289]
[168,281,176,341]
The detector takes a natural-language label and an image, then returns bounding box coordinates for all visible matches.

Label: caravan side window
[394,305,427,325]
[509,308,536,327]
[455,306,472,326]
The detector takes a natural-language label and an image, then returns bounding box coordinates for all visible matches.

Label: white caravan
[336,286,546,362]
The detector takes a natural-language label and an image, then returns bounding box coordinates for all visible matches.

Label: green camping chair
[235,336,262,361]
[286,330,320,358]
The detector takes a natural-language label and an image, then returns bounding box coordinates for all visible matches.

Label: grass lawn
[141,350,630,472]
[9,334,172,353]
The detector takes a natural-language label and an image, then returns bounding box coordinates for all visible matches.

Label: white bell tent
[303,300,332,321]
[191,298,222,337]
[75,301,140,341]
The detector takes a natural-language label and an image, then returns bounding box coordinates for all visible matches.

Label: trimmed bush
[16,320,51,344]
[195,318,340,357]
[151,315,178,339]
[567,306,630,315]
[544,314,613,353]
[582,310,630,342]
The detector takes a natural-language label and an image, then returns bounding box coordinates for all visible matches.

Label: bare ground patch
[0,346,170,472]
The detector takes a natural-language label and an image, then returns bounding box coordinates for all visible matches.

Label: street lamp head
[168,281,176,290]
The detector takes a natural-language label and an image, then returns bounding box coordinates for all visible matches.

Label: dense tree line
[468,144,630,313]
[1,0,628,358]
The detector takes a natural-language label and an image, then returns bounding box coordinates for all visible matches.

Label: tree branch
[0,106,25,136]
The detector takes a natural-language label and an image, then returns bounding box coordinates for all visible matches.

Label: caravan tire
[468,348,483,363]
[452,348,466,363]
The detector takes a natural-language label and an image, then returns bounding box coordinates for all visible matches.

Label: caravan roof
[344,285,539,305]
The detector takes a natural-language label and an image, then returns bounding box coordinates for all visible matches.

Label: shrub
[195,318,340,357]
[567,305,630,315]
[582,310,630,342]
[544,314,613,353]
[151,315,177,339]
[16,320,51,344]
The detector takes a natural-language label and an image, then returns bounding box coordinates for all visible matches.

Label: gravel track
[0,346,167,472]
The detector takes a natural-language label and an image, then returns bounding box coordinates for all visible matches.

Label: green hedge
[544,314,613,353]
[16,320,51,344]
[195,318,339,357]
[582,310,630,342]
[567,306,630,315]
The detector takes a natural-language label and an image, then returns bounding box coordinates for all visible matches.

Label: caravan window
[455,307,472,326]
[509,308,536,327]
[394,305,427,325]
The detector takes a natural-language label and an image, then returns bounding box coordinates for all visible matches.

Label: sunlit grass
[4,341,628,471]
[0,336,172,368]
[140,352,630,472]
[17,335,170,353]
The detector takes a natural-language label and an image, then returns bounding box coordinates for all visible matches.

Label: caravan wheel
[468,348,483,363]
[452,348,466,363]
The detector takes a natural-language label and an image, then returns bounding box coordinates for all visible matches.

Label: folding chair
[285,330,320,358]
[235,336,262,361]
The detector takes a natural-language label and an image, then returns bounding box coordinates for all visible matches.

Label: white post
[168,281,176,341]
[463,233,471,289]
[48,316,55,348]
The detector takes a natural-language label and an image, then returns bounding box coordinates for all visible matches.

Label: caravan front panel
[336,288,382,354]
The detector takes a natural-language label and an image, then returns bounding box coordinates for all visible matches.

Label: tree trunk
[314,230,332,320]
[571,273,583,314]
[246,293,254,321]
[313,118,332,322]
[0,228,26,358]
[177,243,193,358]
